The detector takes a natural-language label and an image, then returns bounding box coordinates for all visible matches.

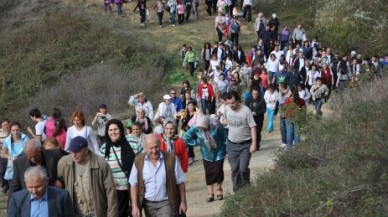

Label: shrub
[221,76,388,216]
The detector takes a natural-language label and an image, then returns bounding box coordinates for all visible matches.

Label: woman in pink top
[177,0,185,24]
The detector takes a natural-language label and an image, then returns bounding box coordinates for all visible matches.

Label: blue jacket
[171,97,183,112]
[7,186,75,217]
[183,125,227,162]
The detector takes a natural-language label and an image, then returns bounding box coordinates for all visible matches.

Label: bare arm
[178,183,187,214]
[130,185,141,217]
[250,127,257,153]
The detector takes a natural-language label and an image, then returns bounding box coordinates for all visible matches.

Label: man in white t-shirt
[26,108,46,142]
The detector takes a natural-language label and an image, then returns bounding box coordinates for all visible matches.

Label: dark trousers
[98,135,106,146]
[188,62,195,76]
[226,141,251,192]
[117,190,130,217]
[206,0,212,15]
[178,14,184,24]
[139,9,146,24]
[185,4,191,21]
[243,5,252,22]
[204,59,210,72]
[212,0,217,12]
[216,28,223,42]
[157,12,164,25]
[231,33,239,47]
[188,146,195,158]
[280,116,287,144]
[0,157,7,187]
[254,115,264,149]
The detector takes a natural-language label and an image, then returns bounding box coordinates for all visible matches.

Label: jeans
[285,119,301,148]
[338,80,346,91]
[266,108,275,132]
[269,71,276,83]
[157,12,163,25]
[280,116,286,144]
[315,98,323,116]
[226,140,251,192]
[116,3,123,15]
[201,99,210,114]
[170,11,176,24]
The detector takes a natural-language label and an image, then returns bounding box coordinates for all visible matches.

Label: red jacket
[197,83,215,102]
[320,68,332,85]
[156,134,188,173]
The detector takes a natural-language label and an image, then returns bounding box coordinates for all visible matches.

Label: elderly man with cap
[154,94,178,122]
[91,103,112,145]
[57,136,118,217]
[128,92,154,120]
[9,139,64,197]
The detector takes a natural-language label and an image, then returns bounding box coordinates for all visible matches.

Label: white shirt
[128,153,185,201]
[35,120,47,141]
[264,90,279,110]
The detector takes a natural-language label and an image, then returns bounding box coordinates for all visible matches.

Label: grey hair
[23,139,41,152]
[24,166,48,182]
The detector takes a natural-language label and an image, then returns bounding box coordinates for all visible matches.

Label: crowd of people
[1,1,388,217]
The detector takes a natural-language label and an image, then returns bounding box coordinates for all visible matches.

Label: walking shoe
[189,157,194,165]
[279,143,287,148]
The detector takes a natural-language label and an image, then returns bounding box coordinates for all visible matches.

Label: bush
[0,1,169,121]
[221,77,388,216]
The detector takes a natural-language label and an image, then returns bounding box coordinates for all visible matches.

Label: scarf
[136,116,149,132]
[162,133,178,153]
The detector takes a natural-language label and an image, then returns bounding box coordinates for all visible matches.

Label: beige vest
[73,162,95,215]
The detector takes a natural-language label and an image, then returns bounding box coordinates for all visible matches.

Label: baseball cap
[68,136,88,153]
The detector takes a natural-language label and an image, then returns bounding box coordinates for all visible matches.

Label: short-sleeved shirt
[225,104,256,143]
[35,120,47,141]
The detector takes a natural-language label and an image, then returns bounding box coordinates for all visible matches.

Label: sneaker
[189,157,194,165]
[279,143,287,148]
[160,25,163,28]
[172,24,175,27]
[141,23,145,27]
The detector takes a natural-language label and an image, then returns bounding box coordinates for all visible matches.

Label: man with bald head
[129,134,187,217]
[8,139,64,196]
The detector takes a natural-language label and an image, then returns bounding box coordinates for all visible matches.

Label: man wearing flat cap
[57,136,118,217]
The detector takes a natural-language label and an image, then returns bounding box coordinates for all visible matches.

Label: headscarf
[195,113,217,150]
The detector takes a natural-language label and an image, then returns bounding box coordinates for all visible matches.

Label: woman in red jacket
[320,63,334,101]
[197,77,215,115]
[156,118,188,172]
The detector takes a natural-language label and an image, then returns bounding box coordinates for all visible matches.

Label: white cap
[279,65,285,71]
[272,13,276,18]
[163,95,172,100]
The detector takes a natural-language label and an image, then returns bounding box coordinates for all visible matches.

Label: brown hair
[70,110,86,126]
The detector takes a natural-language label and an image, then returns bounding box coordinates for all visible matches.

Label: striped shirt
[99,144,128,190]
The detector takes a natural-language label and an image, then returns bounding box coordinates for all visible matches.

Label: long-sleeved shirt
[128,96,154,120]
[64,126,99,153]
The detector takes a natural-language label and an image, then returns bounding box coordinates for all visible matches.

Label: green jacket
[184,51,197,63]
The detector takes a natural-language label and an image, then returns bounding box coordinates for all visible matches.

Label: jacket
[156,134,188,172]
[183,125,227,162]
[133,151,181,214]
[7,186,75,217]
[57,152,118,217]
[9,149,64,195]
